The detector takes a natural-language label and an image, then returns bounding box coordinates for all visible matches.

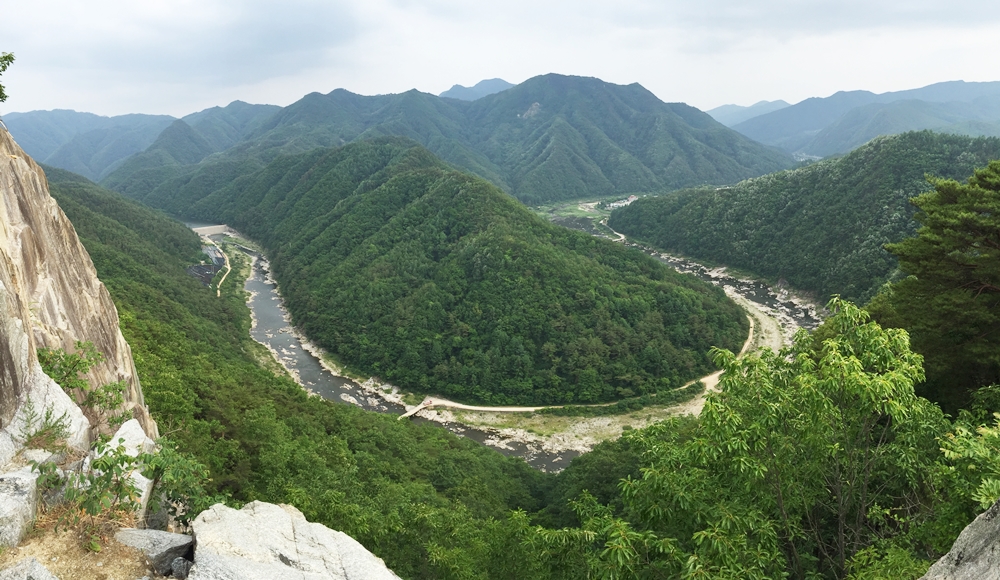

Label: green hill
[104,73,794,205]
[608,131,1000,302]
[43,164,556,579]
[179,137,748,405]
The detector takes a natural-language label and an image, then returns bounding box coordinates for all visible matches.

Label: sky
[1,0,998,118]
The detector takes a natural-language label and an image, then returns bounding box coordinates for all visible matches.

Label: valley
[196,200,819,468]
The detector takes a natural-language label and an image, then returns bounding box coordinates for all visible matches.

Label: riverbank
[207,223,820,461]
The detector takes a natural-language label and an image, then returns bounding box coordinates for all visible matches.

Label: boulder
[101,419,156,520]
[114,528,193,576]
[0,467,38,548]
[189,501,400,580]
[921,499,1000,579]
[0,557,58,580]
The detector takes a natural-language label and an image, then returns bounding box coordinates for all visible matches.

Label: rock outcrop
[921,499,1000,580]
[0,126,156,452]
[189,501,400,579]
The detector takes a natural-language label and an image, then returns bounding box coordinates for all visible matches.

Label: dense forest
[44,166,555,579]
[609,131,1000,302]
[94,73,793,206]
[41,150,1000,579]
[171,137,748,405]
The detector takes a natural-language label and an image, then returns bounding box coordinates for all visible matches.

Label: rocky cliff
[0,125,156,451]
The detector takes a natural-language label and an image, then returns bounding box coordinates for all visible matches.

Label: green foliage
[610,131,1000,302]
[882,159,1000,409]
[47,165,555,579]
[533,299,952,579]
[0,52,12,103]
[37,340,128,429]
[172,138,747,406]
[18,396,70,452]
[37,340,102,394]
[141,441,224,526]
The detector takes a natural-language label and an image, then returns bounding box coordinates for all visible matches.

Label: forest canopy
[180,137,749,405]
[609,131,1000,303]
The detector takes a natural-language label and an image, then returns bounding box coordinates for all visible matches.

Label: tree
[533,299,950,579]
[884,160,1000,410]
[0,52,13,103]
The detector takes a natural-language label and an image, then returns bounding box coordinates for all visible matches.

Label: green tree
[535,299,949,579]
[0,52,13,103]
[884,160,1000,410]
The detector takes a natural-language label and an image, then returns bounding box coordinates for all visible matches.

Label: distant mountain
[4,102,279,182]
[102,101,280,193]
[608,131,1000,302]
[733,80,1000,156]
[177,137,748,405]
[706,100,790,127]
[439,78,514,101]
[106,73,795,206]
[3,110,174,180]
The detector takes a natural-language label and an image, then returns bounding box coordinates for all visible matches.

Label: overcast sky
[1,0,998,117]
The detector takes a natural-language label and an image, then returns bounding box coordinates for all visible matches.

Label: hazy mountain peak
[706,100,791,127]
[439,78,514,101]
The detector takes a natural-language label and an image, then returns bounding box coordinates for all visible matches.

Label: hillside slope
[181,137,748,405]
[44,164,555,579]
[608,131,1000,302]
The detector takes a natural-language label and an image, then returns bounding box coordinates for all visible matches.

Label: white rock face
[0,467,38,548]
[101,419,157,519]
[0,127,156,440]
[921,499,1000,580]
[190,501,400,580]
[0,556,59,580]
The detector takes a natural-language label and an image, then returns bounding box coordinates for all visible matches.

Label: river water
[191,223,821,473]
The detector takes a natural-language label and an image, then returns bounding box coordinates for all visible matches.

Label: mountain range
[10,74,795,205]
[726,80,1000,157]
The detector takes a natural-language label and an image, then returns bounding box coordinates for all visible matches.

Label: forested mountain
[42,164,555,579]
[733,80,1000,156]
[3,110,174,180]
[706,99,790,127]
[608,131,1000,302]
[104,73,794,205]
[167,137,747,405]
[439,78,514,101]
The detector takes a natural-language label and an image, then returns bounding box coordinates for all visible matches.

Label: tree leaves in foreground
[532,299,966,579]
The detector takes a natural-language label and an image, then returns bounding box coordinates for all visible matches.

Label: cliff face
[0,126,156,442]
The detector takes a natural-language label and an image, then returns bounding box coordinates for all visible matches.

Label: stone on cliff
[189,501,400,580]
[115,528,194,576]
[0,557,59,580]
[0,127,156,439]
[0,467,38,548]
[921,499,1000,579]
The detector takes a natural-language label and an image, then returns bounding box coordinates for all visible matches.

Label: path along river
[189,222,821,472]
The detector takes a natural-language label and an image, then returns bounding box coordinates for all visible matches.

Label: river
[189,222,821,473]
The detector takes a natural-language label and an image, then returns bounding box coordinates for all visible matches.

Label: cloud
[2,0,357,85]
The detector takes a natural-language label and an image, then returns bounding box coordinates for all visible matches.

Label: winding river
[188,222,821,473]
